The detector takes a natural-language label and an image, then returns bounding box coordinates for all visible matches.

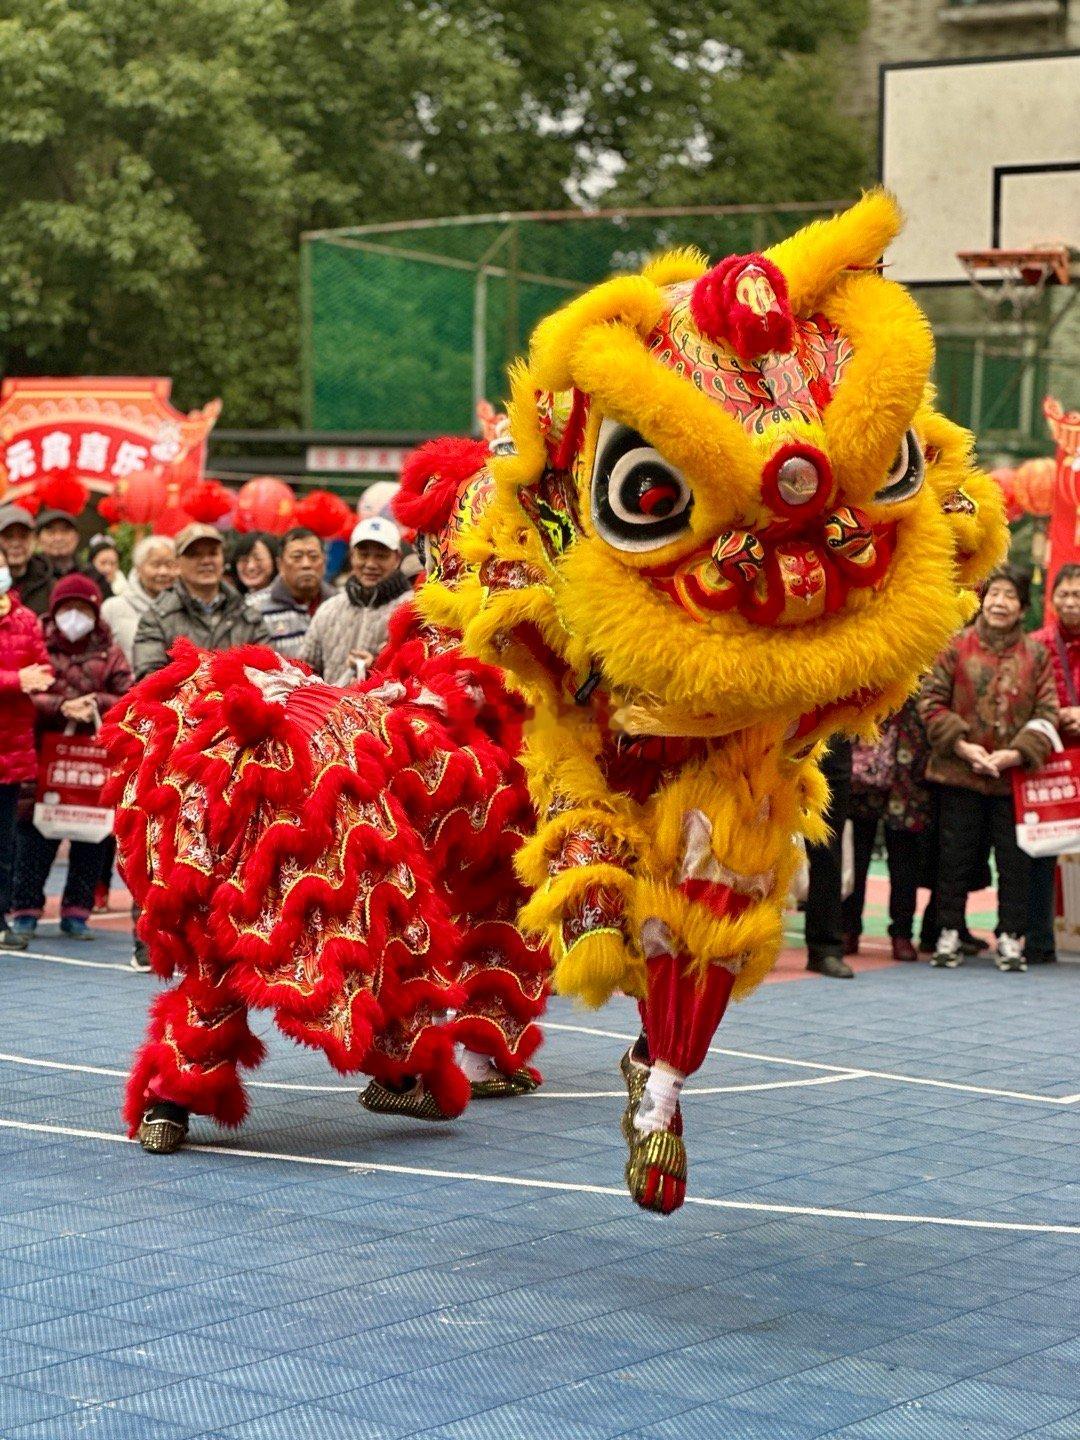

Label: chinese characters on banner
[0,377,221,502]
[1043,396,1080,611]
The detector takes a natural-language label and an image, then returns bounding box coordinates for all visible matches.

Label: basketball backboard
[879,52,1080,285]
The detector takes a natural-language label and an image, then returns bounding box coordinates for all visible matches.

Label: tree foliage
[0,0,866,424]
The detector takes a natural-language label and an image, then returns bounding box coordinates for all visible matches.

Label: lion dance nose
[761,444,832,520]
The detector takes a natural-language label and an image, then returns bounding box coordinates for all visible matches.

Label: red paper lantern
[96,493,122,525]
[1015,457,1055,517]
[35,473,89,516]
[183,479,234,524]
[115,467,168,526]
[293,489,353,540]
[235,476,296,535]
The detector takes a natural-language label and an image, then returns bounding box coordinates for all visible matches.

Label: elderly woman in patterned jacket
[918,565,1058,972]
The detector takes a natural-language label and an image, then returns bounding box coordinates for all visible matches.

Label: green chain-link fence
[300,204,849,436]
[300,204,1080,455]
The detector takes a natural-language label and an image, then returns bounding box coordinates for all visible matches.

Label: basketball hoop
[957,244,1075,323]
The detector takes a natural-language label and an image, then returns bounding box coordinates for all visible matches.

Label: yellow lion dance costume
[413,191,1005,1214]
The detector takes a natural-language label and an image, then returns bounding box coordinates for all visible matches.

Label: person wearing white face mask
[9,574,132,943]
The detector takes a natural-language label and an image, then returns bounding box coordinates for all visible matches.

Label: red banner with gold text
[0,377,220,504]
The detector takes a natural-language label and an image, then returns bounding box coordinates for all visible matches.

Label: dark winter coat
[34,618,134,734]
[0,596,51,783]
[13,555,106,617]
[131,581,269,681]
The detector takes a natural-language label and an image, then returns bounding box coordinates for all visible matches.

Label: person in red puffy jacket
[0,536,54,949]
[9,574,132,943]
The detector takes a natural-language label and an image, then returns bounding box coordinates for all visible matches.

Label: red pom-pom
[19,492,42,518]
[395,437,489,535]
[183,479,234,524]
[35,473,90,516]
[293,488,354,540]
[96,493,122,524]
[689,253,794,361]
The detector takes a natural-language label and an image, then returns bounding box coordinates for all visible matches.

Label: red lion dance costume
[109,194,1004,1216]
[104,445,547,1154]
[407,192,1004,1214]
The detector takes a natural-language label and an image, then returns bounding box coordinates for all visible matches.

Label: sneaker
[59,917,94,942]
[995,934,1026,972]
[931,928,963,968]
[10,916,36,939]
[130,947,152,972]
[0,925,28,951]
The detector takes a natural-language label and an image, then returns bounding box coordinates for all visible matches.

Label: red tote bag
[1013,750,1080,858]
[33,728,115,844]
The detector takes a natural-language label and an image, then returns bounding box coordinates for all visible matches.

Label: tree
[0,0,866,425]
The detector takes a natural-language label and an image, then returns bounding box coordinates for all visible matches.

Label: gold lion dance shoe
[469,1066,541,1100]
[358,1077,455,1122]
[136,1101,189,1155]
[620,1047,687,1215]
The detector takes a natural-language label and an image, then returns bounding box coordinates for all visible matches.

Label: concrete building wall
[845,0,1078,151]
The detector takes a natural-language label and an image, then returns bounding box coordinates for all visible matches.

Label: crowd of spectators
[0,500,408,961]
[810,562,1070,978]
[0,496,1076,981]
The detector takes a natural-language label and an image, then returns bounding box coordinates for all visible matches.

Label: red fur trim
[394,438,489,533]
[451,1016,544,1073]
[690,253,794,361]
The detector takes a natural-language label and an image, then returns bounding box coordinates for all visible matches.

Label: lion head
[444,192,1006,745]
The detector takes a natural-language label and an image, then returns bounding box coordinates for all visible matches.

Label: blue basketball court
[1,890,1078,1440]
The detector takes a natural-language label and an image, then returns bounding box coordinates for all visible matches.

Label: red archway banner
[0,377,220,504]
[1044,396,1080,607]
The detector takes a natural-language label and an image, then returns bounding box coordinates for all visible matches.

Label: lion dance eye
[874,429,925,505]
[591,418,693,551]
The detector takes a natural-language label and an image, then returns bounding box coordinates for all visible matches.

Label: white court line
[0,1052,863,1100]
[8,953,1076,1107]
[0,1116,1077,1236]
[544,1022,1080,1106]
[9,948,131,973]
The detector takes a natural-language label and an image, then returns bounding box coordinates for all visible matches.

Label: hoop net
[957,244,1075,322]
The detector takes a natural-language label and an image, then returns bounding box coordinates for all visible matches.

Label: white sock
[633,1061,685,1134]
[458,1046,498,1083]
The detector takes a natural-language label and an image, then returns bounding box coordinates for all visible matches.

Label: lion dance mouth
[643,505,895,627]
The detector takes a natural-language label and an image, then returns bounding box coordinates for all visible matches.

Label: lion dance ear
[394,437,489,535]
[528,276,666,393]
[765,189,903,315]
